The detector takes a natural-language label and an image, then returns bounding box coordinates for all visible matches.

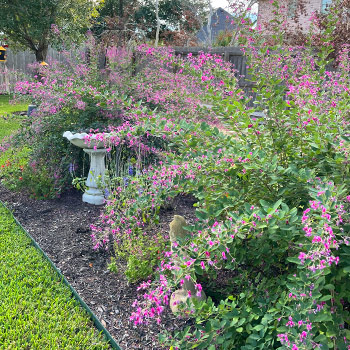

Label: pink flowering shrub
[121,119,350,349]
[91,97,350,348]
[6,40,239,197]
[9,46,126,196]
[104,43,239,124]
[92,1,350,349]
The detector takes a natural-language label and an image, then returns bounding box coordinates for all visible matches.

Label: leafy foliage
[92,0,207,45]
[0,0,94,60]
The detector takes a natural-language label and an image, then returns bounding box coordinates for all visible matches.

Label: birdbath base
[82,148,107,205]
[82,190,105,206]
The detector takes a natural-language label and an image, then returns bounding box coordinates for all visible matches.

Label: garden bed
[0,183,196,350]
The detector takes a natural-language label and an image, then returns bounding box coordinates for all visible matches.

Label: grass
[0,94,28,141]
[0,204,111,349]
[0,94,29,170]
[0,94,28,115]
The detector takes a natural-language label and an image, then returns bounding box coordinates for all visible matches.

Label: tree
[92,0,139,46]
[135,0,208,44]
[155,0,160,46]
[91,0,208,46]
[0,0,94,61]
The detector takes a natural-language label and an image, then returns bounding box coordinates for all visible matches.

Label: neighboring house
[197,7,236,45]
[258,0,332,32]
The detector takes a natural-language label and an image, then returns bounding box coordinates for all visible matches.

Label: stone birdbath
[63,131,110,205]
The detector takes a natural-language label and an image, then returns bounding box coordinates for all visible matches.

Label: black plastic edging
[0,200,122,350]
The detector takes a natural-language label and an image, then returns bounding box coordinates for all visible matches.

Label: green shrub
[110,234,167,284]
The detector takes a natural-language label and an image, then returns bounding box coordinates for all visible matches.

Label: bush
[0,147,59,199]
[10,42,236,196]
[126,1,350,349]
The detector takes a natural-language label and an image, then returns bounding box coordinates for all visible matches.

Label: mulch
[0,184,197,350]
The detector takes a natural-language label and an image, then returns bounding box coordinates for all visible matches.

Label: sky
[211,0,230,9]
[210,0,259,16]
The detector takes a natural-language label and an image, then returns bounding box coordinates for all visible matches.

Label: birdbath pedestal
[63,131,109,205]
[82,148,107,205]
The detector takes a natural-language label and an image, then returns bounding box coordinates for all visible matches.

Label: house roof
[197,7,236,43]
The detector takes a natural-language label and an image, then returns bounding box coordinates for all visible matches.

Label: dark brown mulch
[0,184,197,350]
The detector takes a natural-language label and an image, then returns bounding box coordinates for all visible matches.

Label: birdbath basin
[63,131,107,149]
[63,131,110,205]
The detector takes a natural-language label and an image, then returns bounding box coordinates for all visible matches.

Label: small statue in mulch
[169,215,206,313]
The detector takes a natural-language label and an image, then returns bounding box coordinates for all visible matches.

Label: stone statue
[169,215,206,313]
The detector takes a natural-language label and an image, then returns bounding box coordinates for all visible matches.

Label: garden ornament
[169,215,206,313]
[63,131,109,205]
[27,105,37,116]
[0,46,7,62]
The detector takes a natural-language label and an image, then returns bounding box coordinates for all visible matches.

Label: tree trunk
[35,43,48,62]
[119,0,124,17]
[155,0,160,47]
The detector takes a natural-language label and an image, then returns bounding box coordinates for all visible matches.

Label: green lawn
[0,95,29,170]
[0,205,111,349]
[0,94,28,115]
[0,94,28,140]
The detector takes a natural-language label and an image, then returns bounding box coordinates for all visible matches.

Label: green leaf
[205,321,212,332]
[230,317,239,326]
[277,326,288,332]
[343,266,350,274]
[200,122,209,131]
[271,199,283,212]
[259,199,270,209]
[314,334,327,343]
[195,265,204,275]
[249,333,261,340]
[287,257,300,264]
[196,211,208,221]
[314,313,332,322]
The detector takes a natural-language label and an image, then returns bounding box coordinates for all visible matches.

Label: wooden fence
[174,46,248,78]
[173,46,256,105]
[0,48,65,93]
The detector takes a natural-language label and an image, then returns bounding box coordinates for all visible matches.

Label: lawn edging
[0,199,122,350]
